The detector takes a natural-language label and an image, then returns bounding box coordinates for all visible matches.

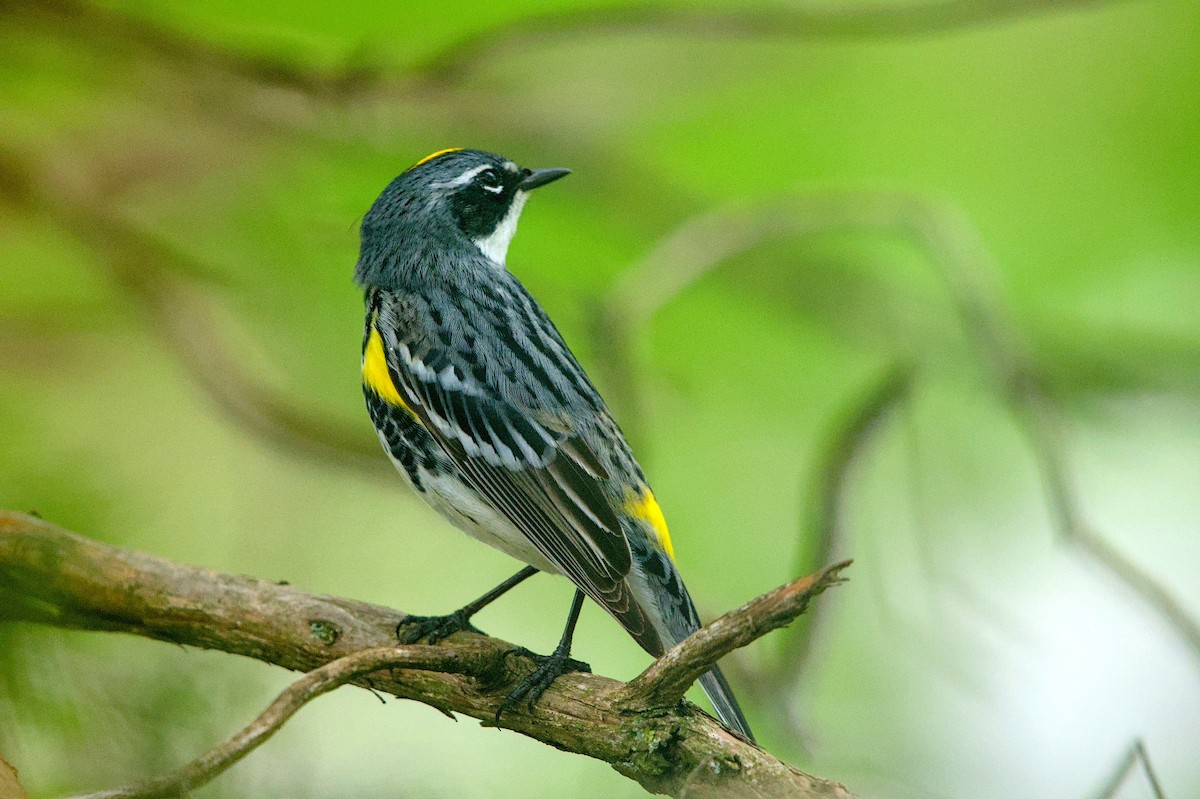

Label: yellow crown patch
[412,148,463,168]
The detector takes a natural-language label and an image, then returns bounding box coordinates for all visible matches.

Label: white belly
[419,470,560,574]
[374,428,559,574]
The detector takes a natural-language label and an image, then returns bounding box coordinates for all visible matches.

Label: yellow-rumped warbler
[355,148,753,741]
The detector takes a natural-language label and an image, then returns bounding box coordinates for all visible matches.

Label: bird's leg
[396,565,539,645]
[496,589,591,722]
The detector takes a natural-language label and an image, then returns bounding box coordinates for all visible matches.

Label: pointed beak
[518,167,571,191]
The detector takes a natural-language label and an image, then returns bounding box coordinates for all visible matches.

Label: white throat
[473,191,528,266]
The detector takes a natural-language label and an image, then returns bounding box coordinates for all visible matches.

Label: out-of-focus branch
[778,364,915,685]
[81,225,388,478]
[0,151,391,482]
[595,191,995,433]
[593,193,988,701]
[0,510,851,799]
[903,197,1200,673]
[0,756,30,799]
[8,0,381,100]
[1090,739,1166,799]
[1017,393,1200,661]
[622,560,851,710]
[595,195,874,442]
[599,187,1200,693]
[13,0,1125,98]
[68,646,484,799]
[594,188,1019,437]
[901,191,1200,674]
[414,0,1123,83]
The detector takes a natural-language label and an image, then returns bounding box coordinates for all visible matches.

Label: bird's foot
[495,645,591,723]
[395,609,483,645]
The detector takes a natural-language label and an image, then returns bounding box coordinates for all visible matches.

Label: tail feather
[616,533,756,742]
[699,664,755,743]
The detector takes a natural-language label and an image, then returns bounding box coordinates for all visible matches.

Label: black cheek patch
[451,186,507,240]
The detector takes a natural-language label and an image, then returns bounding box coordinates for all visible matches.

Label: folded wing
[375,298,660,648]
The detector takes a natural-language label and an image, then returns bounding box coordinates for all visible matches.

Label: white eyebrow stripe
[432,164,492,189]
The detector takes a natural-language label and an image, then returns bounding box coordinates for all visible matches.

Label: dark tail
[699,664,755,743]
[614,537,756,742]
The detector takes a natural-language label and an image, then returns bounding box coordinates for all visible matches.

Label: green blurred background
[2,0,1198,796]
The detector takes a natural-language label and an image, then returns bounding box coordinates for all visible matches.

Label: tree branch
[413,0,1125,83]
[622,561,851,710]
[0,756,30,799]
[11,0,1127,97]
[779,365,914,685]
[67,646,490,799]
[1015,391,1200,667]
[0,510,851,799]
[0,151,391,482]
[596,189,1200,681]
[1089,739,1166,799]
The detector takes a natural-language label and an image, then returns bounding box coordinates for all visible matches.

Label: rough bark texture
[0,511,850,799]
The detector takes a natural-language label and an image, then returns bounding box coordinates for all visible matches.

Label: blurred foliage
[1,0,1198,797]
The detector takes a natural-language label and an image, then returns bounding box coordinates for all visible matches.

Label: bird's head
[356,148,570,288]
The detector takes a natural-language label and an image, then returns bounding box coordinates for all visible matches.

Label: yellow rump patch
[625,488,675,562]
[362,326,419,421]
[412,148,463,168]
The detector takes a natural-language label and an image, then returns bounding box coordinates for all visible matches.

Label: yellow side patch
[412,148,463,168]
[363,327,418,420]
[625,488,675,562]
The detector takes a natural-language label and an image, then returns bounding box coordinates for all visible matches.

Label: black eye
[477,169,503,196]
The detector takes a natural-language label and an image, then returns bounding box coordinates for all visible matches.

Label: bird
[355,147,754,742]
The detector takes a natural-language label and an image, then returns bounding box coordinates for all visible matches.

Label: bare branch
[0,756,30,799]
[1090,739,1167,799]
[1016,394,1200,665]
[8,0,379,100]
[1135,741,1168,799]
[414,0,1125,83]
[0,510,850,799]
[12,0,1127,100]
[598,188,1200,679]
[622,560,852,710]
[594,191,987,433]
[887,196,1200,675]
[779,364,914,684]
[98,231,389,478]
[844,186,1200,675]
[0,154,392,483]
[67,646,491,799]
[904,199,1200,672]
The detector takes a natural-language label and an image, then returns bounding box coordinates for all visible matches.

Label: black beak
[519,167,571,191]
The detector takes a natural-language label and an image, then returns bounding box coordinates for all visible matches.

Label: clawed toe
[395,611,483,645]
[495,646,591,723]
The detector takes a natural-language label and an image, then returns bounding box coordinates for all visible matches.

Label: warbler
[355,148,753,741]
